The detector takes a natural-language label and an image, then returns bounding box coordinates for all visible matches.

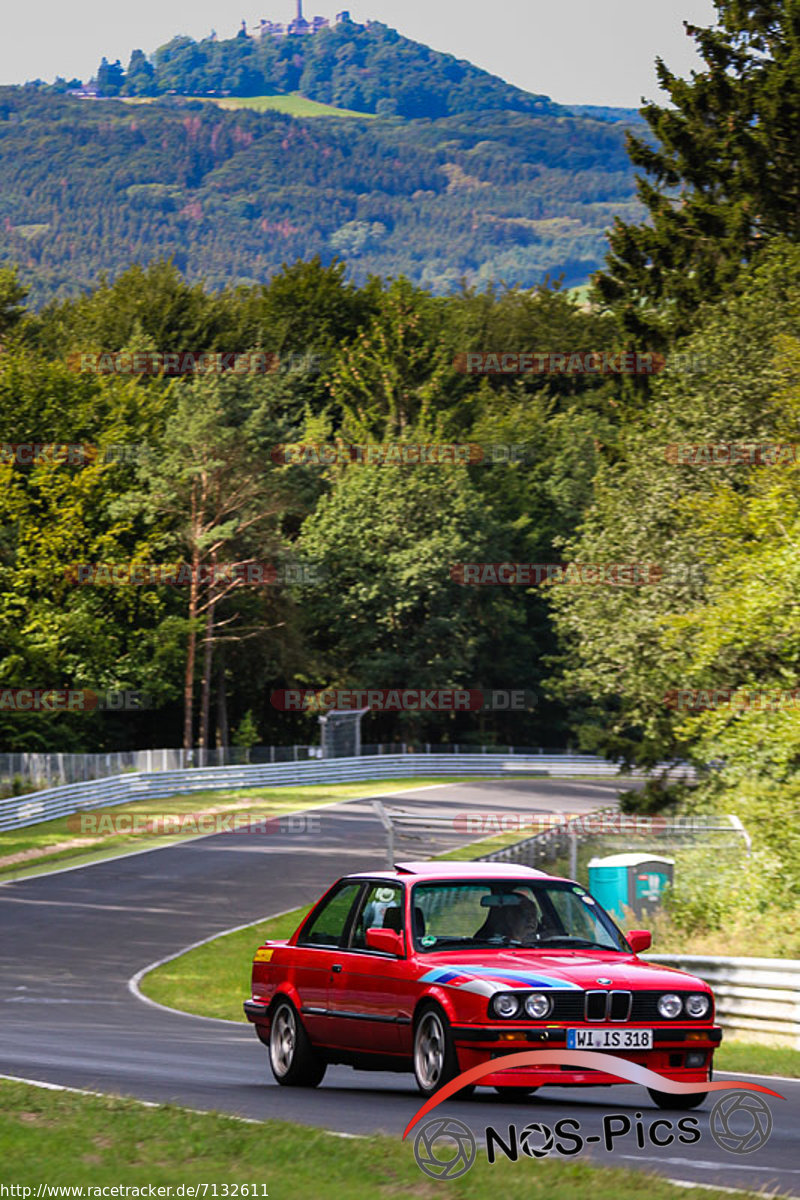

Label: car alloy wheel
[415,1009,447,1091]
[413,1004,471,1097]
[270,1002,297,1078]
[268,999,326,1088]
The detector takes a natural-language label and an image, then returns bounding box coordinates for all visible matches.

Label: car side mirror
[626,930,652,954]
[365,927,404,956]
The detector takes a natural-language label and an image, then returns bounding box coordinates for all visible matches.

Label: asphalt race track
[1,779,797,1196]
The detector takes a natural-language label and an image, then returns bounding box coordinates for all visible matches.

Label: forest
[0,0,797,902]
[0,83,642,306]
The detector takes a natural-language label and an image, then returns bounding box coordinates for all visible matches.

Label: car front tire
[268,998,326,1088]
[647,1087,707,1110]
[413,1003,471,1098]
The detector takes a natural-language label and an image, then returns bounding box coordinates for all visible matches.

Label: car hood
[416,950,709,998]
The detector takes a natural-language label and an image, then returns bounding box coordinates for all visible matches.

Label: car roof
[346,861,554,881]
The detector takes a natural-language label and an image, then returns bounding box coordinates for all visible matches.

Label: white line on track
[0,1071,368,1135]
[715,1069,800,1085]
[128,906,303,1023]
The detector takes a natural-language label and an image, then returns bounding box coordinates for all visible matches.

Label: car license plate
[567,1028,653,1049]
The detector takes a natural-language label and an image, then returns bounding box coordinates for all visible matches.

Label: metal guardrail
[644,954,800,1049]
[0,743,646,787]
[0,753,670,833]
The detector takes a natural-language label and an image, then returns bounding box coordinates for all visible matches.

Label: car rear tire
[269,999,326,1088]
[647,1088,707,1110]
[413,1003,470,1098]
[493,1086,539,1097]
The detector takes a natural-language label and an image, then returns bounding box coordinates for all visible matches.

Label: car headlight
[525,992,552,1019]
[493,992,521,1018]
[685,993,710,1018]
[657,993,683,1019]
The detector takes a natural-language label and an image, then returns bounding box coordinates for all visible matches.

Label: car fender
[416,985,460,1027]
[269,982,303,1017]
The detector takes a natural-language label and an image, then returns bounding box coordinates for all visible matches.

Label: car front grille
[521,990,708,1023]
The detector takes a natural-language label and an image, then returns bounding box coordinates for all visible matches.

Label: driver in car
[475,891,540,944]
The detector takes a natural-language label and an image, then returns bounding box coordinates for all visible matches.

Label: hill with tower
[83,14,556,119]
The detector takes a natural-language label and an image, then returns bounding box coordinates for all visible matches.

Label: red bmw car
[244,861,721,1108]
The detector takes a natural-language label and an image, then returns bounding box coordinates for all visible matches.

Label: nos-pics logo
[413,1118,477,1180]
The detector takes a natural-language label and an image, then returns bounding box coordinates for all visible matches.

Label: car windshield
[411,880,626,953]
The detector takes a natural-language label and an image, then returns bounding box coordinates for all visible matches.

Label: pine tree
[595,0,800,345]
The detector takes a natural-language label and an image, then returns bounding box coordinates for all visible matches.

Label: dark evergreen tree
[595,0,800,345]
[96,57,125,96]
[123,50,156,96]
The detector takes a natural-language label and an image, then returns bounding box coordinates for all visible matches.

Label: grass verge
[0,777,474,883]
[713,1040,800,1078]
[0,1079,767,1198]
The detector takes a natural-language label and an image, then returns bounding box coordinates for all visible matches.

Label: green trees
[1,254,619,751]
[0,269,28,339]
[550,243,800,771]
[96,58,125,97]
[595,0,800,344]
[120,380,286,750]
[110,22,555,118]
[0,87,640,307]
[295,463,531,743]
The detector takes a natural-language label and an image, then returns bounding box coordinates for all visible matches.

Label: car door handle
[331,964,343,973]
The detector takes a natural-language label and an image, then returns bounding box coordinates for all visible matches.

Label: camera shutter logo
[519,1121,556,1158]
[710,1091,773,1154]
[413,1117,477,1179]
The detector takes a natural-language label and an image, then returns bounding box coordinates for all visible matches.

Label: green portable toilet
[588,853,674,922]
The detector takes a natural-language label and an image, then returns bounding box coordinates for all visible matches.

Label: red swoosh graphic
[402,1050,785,1139]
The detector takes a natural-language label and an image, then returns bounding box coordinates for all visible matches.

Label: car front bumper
[452,1025,722,1088]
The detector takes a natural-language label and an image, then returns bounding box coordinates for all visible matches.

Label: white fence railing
[0,745,317,787]
[644,954,800,1050]
[0,753,679,832]
[0,744,661,787]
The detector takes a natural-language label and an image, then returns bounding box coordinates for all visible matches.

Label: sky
[0,0,718,107]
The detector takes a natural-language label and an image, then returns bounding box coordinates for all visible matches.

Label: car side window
[351,883,404,949]
[297,882,363,948]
